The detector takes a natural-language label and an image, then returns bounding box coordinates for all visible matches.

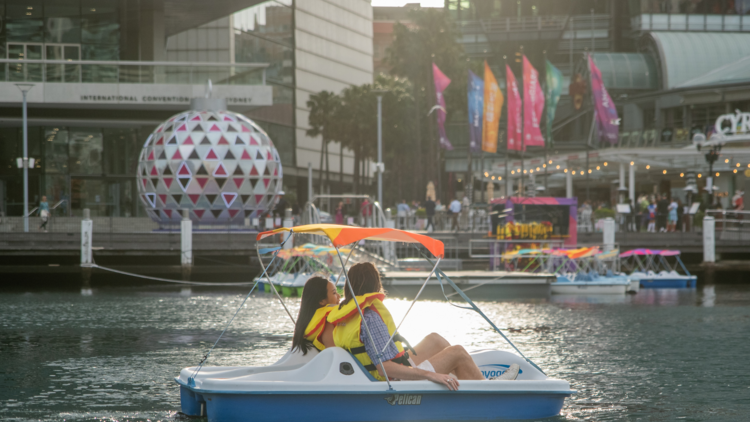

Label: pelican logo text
[384,394,422,406]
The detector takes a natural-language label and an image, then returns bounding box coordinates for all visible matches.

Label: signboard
[0,82,273,107]
[715,110,750,135]
[616,204,631,214]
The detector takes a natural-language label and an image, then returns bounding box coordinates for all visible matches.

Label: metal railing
[632,13,750,32]
[706,209,750,242]
[0,59,268,85]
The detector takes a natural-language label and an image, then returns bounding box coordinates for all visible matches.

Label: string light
[530,170,534,174]
[716,172,720,177]
[603,162,608,166]
[725,158,729,163]
[662,170,667,174]
[571,171,575,175]
[536,167,540,171]
[646,165,650,169]
[734,169,738,174]
[698,173,702,178]
[564,169,568,173]
[737,163,741,167]
[548,160,552,164]
[596,166,600,170]
[680,173,684,177]
[630,161,634,166]
[523,170,527,174]
[543,164,546,168]
[491,175,495,180]
[511,170,515,175]
[556,165,560,169]
[588,169,592,174]
[484,171,489,177]
[498,176,502,181]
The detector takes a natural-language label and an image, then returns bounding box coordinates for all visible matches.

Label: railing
[0,216,262,233]
[0,59,268,85]
[25,199,67,218]
[706,209,750,242]
[632,13,750,32]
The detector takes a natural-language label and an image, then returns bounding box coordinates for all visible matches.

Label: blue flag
[545,60,563,144]
[468,70,484,153]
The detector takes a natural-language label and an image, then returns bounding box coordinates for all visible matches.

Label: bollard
[181,209,193,280]
[602,217,615,251]
[703,216,715,264]
[80,208,93,293]
[282,208,293,250]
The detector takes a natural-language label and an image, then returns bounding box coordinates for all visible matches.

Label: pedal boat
[176,224,574,421]
[620,249,697,288]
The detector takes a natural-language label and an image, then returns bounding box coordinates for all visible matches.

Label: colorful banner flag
[522,56,545,148]
[588,55,620,144]
[545,60,563,144]
[482,61,503,154]
[467,70,483,153]
[432,63,453,150]
[506,64,523,151]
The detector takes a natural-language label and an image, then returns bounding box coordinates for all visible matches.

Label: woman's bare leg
[410,332,451,366]
[426,345,484,380]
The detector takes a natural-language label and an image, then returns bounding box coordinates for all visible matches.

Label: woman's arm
[321,322,336,348]
[375,361,460,391]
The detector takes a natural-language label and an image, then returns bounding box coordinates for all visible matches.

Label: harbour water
[1,282,749,421]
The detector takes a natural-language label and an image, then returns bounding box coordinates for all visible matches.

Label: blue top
[39,201,50,214]
[397,203,410,213]
[360,308,398,363]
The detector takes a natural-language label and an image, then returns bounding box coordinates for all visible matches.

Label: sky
[371,0,443,7]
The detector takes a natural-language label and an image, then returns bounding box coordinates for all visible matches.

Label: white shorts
[408,357,435,373]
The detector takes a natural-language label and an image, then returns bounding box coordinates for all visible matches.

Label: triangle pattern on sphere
[211,209,223,218]
[205,149,218,160]
[235,137,245,145]
[222,192,238,207]
[191,114,202,121]
[206,194,217,205]
[159,194,167,205]
[144,193,156,208]
[148,150,155,160]
[163,178,173,189]
[163,209,173,219]
[167,135,178,145]
[249,166,258,176]
[208,115,218,121]
[177,177,190,192]
[223,115,235,122]
[150,166,159,176]
[213,162,228,177]
[241,125,251,133]
[193,209,205,218]
[155,136,164,145]
[196,177,209,188]
[233,178,244,188]
[241,150,252,160]
[172,194,182,204]
[249,135,259,145]
[188,149,200,159]
[224,150,235,160]
[228,209,240,218]
[151,178,159,188]
[218,136,229,145]
[209,124,221,132]
[177,162,191,176]
[183,136,194,145]
[197,165,208,175]
[256,150,264,160]
[233,166,244,176]
[199,136,211,145]
[189,194,200,205]
[172,149,183,160]
[162,165,173,175]
[241,194,250,204]
[216,178,228,190]
[226,124,237,132]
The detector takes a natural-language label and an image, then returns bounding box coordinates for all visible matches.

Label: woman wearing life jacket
[328,262,511,391]
[291,276,341,354]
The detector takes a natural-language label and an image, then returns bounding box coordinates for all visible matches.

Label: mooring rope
[86,264,255,286]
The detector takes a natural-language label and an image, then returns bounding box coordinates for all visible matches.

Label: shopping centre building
[0,0,373,218]
[444,0,750,208]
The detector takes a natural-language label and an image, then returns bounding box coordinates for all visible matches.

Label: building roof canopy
[647,32,750,89]
[590,53,658,91]
[676,54,750,89]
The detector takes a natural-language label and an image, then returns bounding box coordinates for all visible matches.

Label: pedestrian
[667,197,678,232]
[626,199,635,232]
[273,191,287,226]
[424,197,436,232]
[335,201,344,225]
[638,194,649,232]
[434,199,445,231]
[360,198,371,227]
[461,196,471,231]
[732,190,744,221]
[647,200,656,232]
[676,199,685,232]
[449,197,461,232]
[656,194,669,232]
[397,199,411,229]
[38,195,50,232]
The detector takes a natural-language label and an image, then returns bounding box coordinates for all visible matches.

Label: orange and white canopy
[257,224,444,259]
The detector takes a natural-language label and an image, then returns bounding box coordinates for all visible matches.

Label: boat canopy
[501,246,600,259]
[275,244,350,259]
[257,224,445,258]
[620,249,681,258]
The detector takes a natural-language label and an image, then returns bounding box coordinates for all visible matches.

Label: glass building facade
[0,0,296,218]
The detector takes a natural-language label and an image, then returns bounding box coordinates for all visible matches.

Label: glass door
[45,44,81,82]
[7,43,43,81]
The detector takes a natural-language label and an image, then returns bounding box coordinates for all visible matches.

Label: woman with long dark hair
[329,262,517,390]
[291,276,341,355]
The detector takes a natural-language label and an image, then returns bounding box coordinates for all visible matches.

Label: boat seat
[347,351,379,382]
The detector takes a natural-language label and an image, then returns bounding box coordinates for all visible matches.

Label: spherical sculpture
[137,109,283,224]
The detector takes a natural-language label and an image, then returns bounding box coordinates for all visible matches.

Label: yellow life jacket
[303,305,336,352]
[327,292,410,381]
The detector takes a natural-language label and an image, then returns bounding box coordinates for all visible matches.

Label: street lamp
[16,83,35,232]
[373,89,388,207]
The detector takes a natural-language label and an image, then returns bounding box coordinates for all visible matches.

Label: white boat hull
[551,283,628,295]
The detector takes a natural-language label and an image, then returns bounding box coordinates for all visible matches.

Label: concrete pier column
[282,208,293,250]
[80,208,93,294]
[603,217,615,251]
[629,163,636,203]
[703,216,715,264]
[619,163,626,202]
[181,210,193,281]
[565,170,573,198]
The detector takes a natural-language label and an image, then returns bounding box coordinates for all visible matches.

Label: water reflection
[0,284,748,421]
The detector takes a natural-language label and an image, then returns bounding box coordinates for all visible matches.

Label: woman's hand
[426,372,460,391]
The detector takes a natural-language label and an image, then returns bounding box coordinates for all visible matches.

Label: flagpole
[543,50,548,194]
[503,55,510,200]
[519,46,525,199]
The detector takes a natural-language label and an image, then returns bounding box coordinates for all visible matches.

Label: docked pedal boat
[551,273,630,295]
[176,347,573,422]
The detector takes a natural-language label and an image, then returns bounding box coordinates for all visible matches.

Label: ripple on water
[0,285,749,421]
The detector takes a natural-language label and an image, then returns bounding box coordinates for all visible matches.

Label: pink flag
[522,56,545,148]
[432,63,453,150]
[506,65,523,151]
[588,55,620,144]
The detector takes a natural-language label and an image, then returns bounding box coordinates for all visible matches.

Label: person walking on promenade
[461,196,470,231]
[638,194,649,232]
[667,197,678,232]
[647,200,656,232]
[360,198,372,227]
[656,194,669,232]
[424,197,436,232]
[38,195,50,232]
[335,201,344,225]
[449,198,461,232]
[397,200,411,229]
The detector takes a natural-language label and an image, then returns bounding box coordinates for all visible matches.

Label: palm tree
[306,91,341,199]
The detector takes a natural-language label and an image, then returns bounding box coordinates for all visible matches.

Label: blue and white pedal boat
[620,249,697,288]
[176,224,574,421]
[176,347,573,421]
[552,273,630,295]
